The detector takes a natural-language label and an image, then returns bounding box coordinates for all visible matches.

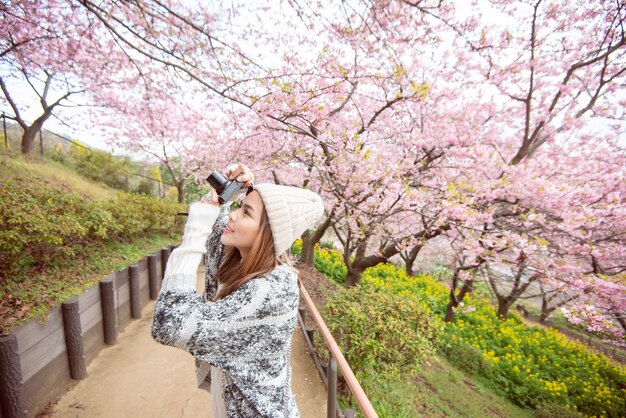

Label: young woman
[151,164,324,418]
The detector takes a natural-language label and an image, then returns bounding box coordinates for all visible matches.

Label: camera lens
[206,171,230,193]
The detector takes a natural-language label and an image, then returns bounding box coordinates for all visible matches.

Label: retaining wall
[0,246,176,418]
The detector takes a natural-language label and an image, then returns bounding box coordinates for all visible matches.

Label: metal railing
[297,281,378,418]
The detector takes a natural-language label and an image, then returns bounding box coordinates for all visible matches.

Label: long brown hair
[214,205,289,300]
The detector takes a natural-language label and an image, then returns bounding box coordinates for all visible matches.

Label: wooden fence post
[161,247,171,280]
[327,357,337,418]
[62,298,87,380]
[129,265,142,319]
[148,254,159,300]
[100,276,117,345]
[0,334,26,418]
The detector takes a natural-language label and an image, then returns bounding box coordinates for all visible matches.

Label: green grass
[415,355,534,418]
[302,263,535,417]
[1,154,119,201]
[338,354,534,418]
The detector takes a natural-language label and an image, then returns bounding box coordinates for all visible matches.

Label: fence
[297,282,378,418]
[0,246,176,418]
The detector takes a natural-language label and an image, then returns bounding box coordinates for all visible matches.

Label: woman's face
[220,191,264,258]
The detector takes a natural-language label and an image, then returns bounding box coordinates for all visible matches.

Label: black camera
[205,171,244,204]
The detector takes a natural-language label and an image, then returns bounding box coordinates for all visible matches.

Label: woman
[151,164,324,418]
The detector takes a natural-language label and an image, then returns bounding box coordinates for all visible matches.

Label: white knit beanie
[253,184,324,256]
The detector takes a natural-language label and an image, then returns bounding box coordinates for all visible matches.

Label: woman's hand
[225,163,254,189]
[200,189,220,206]
[200,163,254,206]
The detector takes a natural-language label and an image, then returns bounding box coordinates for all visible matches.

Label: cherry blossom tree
[7,0,624,340]
[0,0,127,155]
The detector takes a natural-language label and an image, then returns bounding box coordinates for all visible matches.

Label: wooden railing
[297,282,378,418]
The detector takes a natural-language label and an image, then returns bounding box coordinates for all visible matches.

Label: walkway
[50,272,327,417]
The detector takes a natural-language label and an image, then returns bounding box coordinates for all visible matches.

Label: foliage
[50,141,166,197]
[314,245,347,285]
[319,241,336,250]
[442,305,626,417]
[361,263,451,316]
[311,244,626,417]
[183,176,210,204]
[0,232,179,334]
[534,401,585,418]
[0,156,183,333]
[134,178,154,196]
[0,170,184,280]
[324,286,443,374]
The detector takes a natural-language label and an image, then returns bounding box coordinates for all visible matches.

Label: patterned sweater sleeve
[152,272,297,359]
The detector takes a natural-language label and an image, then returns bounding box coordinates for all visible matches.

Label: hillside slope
[0,155,182,334]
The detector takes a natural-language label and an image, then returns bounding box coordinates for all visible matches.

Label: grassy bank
[0,155,183,334]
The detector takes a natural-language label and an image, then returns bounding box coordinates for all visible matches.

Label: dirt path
[50,273,327,417]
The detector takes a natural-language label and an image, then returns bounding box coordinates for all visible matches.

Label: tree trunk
[299,215,333,266]
[404,245,421,276]
[538,290,579,324]
[300,230,315,265]
[21,125,40,155]
[345,269,361,288]
[539,297,552,323]
[444,279,474,322]
[339,227,447,288]
[176,182,185,203]
[497,297,513,319]
[539,309,552,323]
[444,301,456,322]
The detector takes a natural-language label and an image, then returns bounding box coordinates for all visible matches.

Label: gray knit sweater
[151,202,301,417]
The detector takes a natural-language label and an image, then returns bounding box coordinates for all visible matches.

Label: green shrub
[314,246,347,285]
[291,239,302,255]
[324,286,443,374]
[68,144,135,191]
[361,263,451,315]
[319,240,336,250]
[0,179,183,280]
[0,180,86,275]
[134,179,155,196]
